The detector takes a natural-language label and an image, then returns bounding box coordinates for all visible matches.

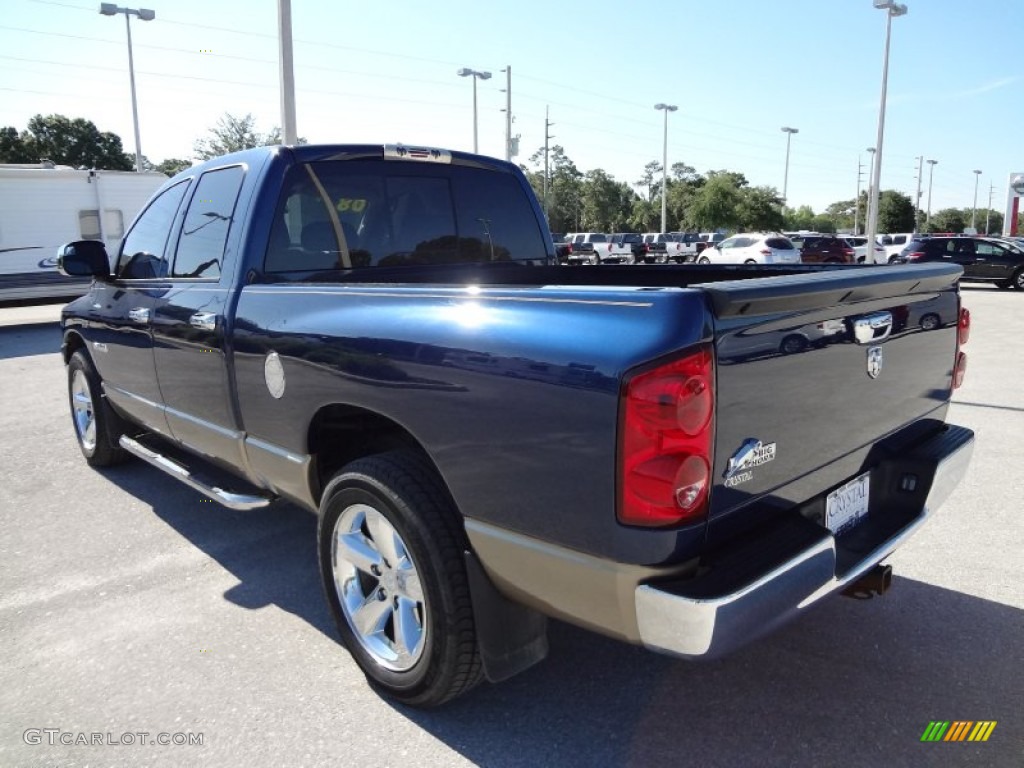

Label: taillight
[760,248,771,255]
[567,243,573,253]
[953,305,970,389]
[619,346,715,527]
[843,248,855,259]
[907,251,925,261]
[958,306,970,345]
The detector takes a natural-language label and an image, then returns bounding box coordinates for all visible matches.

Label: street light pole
[864,147,876,233]
[99,3,155,172]
[925,159,937,230]
[865,1,908,251]
[457,68,492,154]
[780,126,798,206]
[971,170,982,231]
[654,103,677,232]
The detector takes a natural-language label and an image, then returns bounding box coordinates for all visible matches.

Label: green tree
[784,204,817,231]
[823,199,856,233]
[1,114,132,169]
[737,186,785,231]
[636,160,663,203]
[193,113,283,160]
[0,126,34,163]
[628,197,658,233]
[876,190,916,233]
[929,208,967,234]
[528,144,584,232]
[155,157,192,176]
[687,172,744,231]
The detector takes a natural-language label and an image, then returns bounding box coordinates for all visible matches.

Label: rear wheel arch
[307,404,452,509]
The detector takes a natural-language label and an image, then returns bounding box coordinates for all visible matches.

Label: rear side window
[264,160,548,272]
[172,165,245,279]
[765,237,793,249]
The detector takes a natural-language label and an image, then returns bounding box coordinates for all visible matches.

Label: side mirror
[58,240,111,279]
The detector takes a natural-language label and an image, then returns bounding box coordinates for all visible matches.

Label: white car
[841,235,887,264]
[878,232,922,263]
[697,233,801,265]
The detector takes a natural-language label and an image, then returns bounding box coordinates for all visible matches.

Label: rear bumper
[635,424,974,659]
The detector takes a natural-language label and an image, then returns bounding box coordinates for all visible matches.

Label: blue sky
[2,0,1022,215]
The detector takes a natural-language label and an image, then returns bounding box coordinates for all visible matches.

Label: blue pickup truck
[58,143,974,707]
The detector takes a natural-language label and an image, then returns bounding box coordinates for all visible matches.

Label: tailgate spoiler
[694,264,962,319]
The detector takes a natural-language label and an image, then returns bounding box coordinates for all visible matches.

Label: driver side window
[116,180,190,279]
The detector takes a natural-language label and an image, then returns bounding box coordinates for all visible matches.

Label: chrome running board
[119,435,274,511]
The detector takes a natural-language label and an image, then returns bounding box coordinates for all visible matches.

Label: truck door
[88,178,191,434]
[151,165,248,467]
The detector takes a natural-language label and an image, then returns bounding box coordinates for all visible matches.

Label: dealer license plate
[825,472,870,535]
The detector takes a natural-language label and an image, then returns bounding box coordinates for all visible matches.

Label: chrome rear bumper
[635,424,974,659]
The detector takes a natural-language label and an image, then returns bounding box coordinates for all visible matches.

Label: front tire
[1012,270,1024,291]
[67,349,128,467]
[318,451,483,707]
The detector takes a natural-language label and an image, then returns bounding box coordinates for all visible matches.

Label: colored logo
[920,721,997,742]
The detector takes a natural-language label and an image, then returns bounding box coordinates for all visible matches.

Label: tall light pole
[457,68,491,154]
[99,3,155,172]
[277,0,297,144]
[654,103,677,232]
[925,159,937,230]
[865,1,908,252]
[971,170,982,231]
[780,126,798,206]
[864,147,876,234]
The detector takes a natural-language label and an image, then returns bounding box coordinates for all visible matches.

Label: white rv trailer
[0,164,167,302]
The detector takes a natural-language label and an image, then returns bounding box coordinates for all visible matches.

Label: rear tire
[318,451,483,707]
[744,259,757,265]
[698,256,711,265]
[919,313,940,331]
[67,349,128,467]
[1012,270,1024,291]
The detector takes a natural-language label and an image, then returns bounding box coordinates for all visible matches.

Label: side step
[119,435,275,511]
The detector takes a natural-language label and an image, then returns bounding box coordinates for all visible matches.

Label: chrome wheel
[920,313,940,331]
[71,368,97,452]
[698,256,711,264]
[1014,270,1024,291]
[331,503,426,672]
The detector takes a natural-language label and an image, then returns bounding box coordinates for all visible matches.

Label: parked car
[551,233,570,263]
[893,235,1024,290]
[607,232,643,264]
[696,232,726,254]
[639,232,684,264]
[799,235,856,264]
[668,232,703,263]
[57,142,973,708]
[564,232,611,265]
[841,235,887,264]
[698,233,801,265]
[878,232,920,263]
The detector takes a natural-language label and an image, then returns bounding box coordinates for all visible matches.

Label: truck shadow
[96,462,1021,767]
[98,463,336,638]
[0,323,61,360]
[394,580,1022,768]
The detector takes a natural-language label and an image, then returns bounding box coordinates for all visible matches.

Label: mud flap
[464,551,548,683]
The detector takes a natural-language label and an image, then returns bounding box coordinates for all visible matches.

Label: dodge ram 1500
[58,143,973,707]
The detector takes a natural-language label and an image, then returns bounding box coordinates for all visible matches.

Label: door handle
[128,307,150,324]
[189,312,218,331]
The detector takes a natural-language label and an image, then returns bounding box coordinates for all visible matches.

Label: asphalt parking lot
[1,288,1021,768]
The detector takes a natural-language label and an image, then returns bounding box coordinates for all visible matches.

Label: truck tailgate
[699,264,963,538]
